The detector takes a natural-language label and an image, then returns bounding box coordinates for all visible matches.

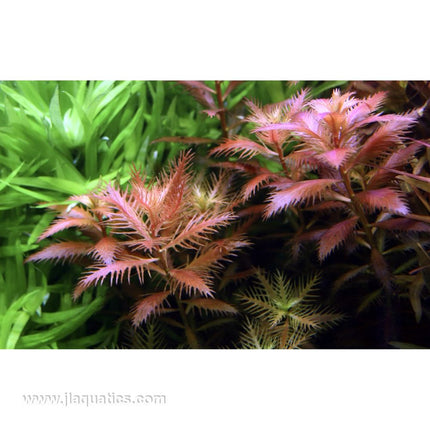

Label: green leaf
[11,176,87,195]
[0,289,48,349]
[49,85,67,137]
[0,244,38,258]
[16,296,105,348]
[0,83,45,121]
[100,104,145,173]
[0,162,24,193]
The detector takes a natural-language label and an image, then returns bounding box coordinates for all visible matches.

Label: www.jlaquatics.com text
[22,392,167,407]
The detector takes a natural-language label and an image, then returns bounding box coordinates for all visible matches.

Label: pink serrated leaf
[347,92,386,125]
[74,257,159,299]
[356,188,409,215]
[354,119,416,164]
[318,216,359,261]
[96,184,153,245]
[131,291,171,326]
[157,151,192,223]
[185,298,238,315]
[210,137,277,159]
[367,141,424,188]
[25,241,92,263]
[241,172,279,201]
[186,237,250,272]
[169,268,214,297]
[264,179,341,218]
[375,218,430,232]
[165,212,234,251]
[317,147,354,168]
[253,122,297,133]
[178,81,217,109]
[89,236,122,265]
[285,150,322,170]
[38,216,101,242]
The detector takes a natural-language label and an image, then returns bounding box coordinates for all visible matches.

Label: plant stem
[155,248,200,348]
[215,81,228,139]
[274,140,290,178]
[175,290,200,349]
[339,167,394,345]
[339,168,376,249]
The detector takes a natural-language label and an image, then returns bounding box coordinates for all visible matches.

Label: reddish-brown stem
[215,81,228,139]
[339,168,376,249]
[174,290,200,349]
[340,168,394,345]
[158,249,199,349]
[273,139,290,178]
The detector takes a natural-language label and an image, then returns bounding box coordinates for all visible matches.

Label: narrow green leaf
[31,306,91,325]
[0,84,45,121]
[16,296,105,348]
[0,289,47,348]
[0,162,24,193]
[49,85,67,137]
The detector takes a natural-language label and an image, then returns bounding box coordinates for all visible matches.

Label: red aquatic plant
[26,151,248,346]
[210,89,425,290]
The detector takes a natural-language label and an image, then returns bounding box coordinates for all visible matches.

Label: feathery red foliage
[26,151,247,332]
[209,88,423,289]
[131,291,171,326]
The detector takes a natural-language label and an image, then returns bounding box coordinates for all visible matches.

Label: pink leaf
[285,150,323,171]
[223,81,243,100]
[347,92,386,124]
[354,119,416,164]
[318,216,359,261]
[38,216,101,242]
[375,218,430,232]
[185,298,238,315]
[164,212,234,251]
[317,147,354,168]
[157,151,192,223]
[210,137,277,159]
[178,81,216,109]
[253,122,297,133]
[25,241,92,263]
[264,179,341,217]
[169,268,214,297]
[74,256,159,299]
[96,184,154,246]
[310,90,358,114]
[186,237,250,272]
[241,172,279,201]
[368,141,424,188]
[356,188,409,215]
[131,291,171,326]
[89,236,122,265]
[178,80,215,94]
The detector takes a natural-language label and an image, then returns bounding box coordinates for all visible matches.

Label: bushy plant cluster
[1,80,429,348]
